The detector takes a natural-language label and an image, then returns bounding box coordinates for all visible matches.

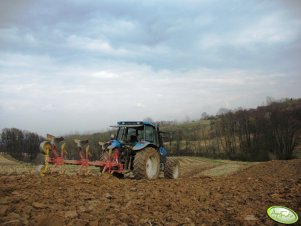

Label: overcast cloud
[0,0,301,135]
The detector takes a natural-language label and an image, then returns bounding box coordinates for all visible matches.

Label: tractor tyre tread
[164,158,180,179]
[133,147,160,180]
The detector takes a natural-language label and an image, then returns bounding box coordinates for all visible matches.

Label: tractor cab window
[126,128,138,143]
[136,129,144,141]
[145,125,158,146]
[116,127,125,141]
[117,126,143,144]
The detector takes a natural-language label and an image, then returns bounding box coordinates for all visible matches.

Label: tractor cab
[115,121,160,148]
[104,121,171,178]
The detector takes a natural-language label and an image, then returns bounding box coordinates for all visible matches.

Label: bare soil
[0,156,300,225]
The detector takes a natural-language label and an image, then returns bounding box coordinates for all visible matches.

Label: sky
[0,0,301,135]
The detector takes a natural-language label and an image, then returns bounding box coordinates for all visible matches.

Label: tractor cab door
[158,129,165,147]
[144,125,159,147]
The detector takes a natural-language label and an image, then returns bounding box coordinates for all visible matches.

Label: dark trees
[162,98,301,161]
[0,128,43,162]
[212,99,301,161]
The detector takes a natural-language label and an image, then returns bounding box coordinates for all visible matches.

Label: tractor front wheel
[164,158,180,179]
[133,147,160,180]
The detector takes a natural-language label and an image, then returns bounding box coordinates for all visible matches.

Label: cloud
[66,35,129,55]
[134,103,145,108]
[90,71,120,79]
[0,0,35,27]
[42,104,56,112]
[235,14,299,45]
[198,14,300,51]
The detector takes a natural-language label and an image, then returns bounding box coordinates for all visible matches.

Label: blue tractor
[100,121,180,179]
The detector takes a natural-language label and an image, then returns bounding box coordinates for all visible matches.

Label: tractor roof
[117,121,157,127]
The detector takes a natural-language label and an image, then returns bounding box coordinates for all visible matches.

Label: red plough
[37,134,124,176]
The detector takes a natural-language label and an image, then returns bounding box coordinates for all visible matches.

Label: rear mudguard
[133,142,167,158]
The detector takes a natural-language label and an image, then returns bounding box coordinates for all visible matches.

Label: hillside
[0,153,33,175]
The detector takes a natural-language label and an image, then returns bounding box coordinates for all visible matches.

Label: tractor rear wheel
[164,158,180,179]
[133,147,160,180]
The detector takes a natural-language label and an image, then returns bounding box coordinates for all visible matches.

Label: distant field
[176,156,257,177]
[0,153,257,178]
[0,154,33,175]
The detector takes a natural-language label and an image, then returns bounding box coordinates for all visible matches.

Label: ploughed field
[0,155,300,226]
